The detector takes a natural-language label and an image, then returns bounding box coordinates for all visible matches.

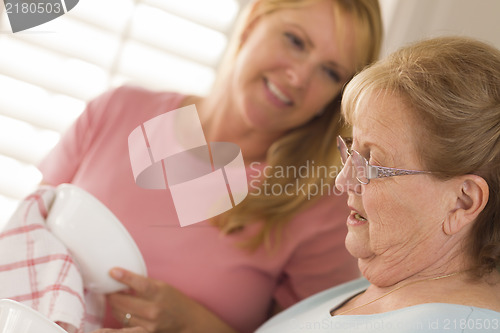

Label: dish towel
[0,186,104,332]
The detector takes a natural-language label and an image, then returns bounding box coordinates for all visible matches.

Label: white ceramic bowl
[46,184,147,294]
[0,299,67,333]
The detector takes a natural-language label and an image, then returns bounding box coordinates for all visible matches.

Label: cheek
[234,40,268,79]
[364,184,396,221]
[303,81,340,113]
[238,33,290,78]
[363,184,415,252]
[363,180,445,255]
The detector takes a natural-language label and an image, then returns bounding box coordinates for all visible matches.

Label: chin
[242,104,277,132]
[345,233,373,260]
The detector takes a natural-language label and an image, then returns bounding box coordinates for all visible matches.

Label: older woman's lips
[347,212,368,226]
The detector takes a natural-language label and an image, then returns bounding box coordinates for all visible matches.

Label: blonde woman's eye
[284,32,305,50]
[323,66,341,83]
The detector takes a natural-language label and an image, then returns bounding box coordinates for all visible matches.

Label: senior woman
[252,36,500,332]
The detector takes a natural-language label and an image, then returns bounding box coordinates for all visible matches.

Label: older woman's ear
[443,175,489,236]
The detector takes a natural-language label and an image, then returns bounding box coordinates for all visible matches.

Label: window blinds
[0,0,244,226]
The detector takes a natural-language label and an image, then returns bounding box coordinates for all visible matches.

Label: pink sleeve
[38,88,118,185]
[273,195,359,308]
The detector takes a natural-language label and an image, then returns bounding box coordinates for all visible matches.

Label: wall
[380,0,500,57]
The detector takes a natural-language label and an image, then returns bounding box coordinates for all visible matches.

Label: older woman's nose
[335,163,359,194]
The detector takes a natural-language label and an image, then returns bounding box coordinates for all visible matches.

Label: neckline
[330,289,364,316]
[329,291,500,318]
[330,301,500,318]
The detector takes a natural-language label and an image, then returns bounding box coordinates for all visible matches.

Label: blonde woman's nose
[285,63,313,88]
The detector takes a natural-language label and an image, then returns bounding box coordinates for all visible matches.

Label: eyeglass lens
[337,137,348,165]
[337,137,369,184]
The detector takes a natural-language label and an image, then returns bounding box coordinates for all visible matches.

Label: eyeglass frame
[336,136,431,185]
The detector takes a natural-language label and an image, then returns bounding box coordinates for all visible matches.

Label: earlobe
[442,176,489,236]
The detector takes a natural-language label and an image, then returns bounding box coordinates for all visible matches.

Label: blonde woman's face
[230,0,357,134]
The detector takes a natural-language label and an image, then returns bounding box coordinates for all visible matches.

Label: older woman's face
[231,0,357,134]
[335,92,458,286]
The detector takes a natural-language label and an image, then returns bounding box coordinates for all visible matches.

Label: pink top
[38,85,358,333]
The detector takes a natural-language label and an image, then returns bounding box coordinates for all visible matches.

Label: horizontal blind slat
[143,0,240,33]
[131,4,228,68]
[118,41,216,95]
[0,115,60,165]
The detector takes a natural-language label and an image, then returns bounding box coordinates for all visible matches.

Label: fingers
[109,267,157,298]
[91,328,147,333]
[107,293,151,322]
[107,289,163,330]
[56,322,78,333]
[111,310,159,332]
[107,268,177,332]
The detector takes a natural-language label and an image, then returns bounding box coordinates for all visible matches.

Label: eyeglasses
[336,136,431,185]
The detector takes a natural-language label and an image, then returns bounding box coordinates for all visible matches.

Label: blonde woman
[40,0,383,332]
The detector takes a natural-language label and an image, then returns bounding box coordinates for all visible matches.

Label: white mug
[0,299,67,333]
[46,184,147,294]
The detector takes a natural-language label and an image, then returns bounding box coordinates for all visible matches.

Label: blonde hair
[213,0,383,250]
[342,36,500,276]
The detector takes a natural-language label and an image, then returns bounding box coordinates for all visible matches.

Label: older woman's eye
[356,148,371,163]
[284,32,305,50]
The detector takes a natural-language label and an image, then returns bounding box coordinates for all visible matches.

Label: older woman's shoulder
[372,303,500,332]
[331,303,500,333]
[256,278,369,332]
[256,279,500,333]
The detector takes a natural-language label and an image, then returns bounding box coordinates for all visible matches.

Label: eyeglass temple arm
[368,165,429,179]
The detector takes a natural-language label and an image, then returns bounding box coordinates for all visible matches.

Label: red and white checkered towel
[0,186,104,332]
